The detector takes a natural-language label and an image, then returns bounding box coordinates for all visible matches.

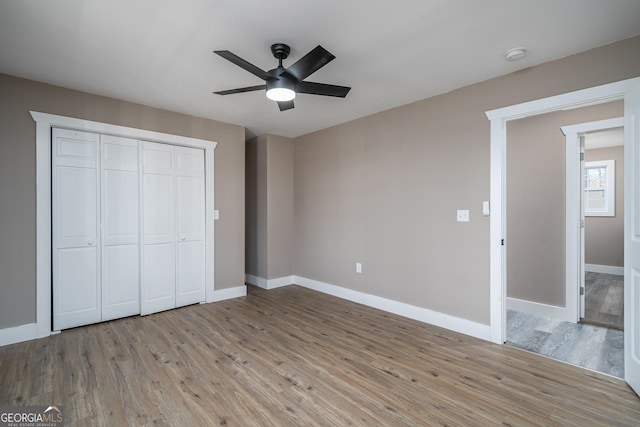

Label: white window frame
[584,159,615,217]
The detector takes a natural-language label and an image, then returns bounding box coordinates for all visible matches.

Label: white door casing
[52,128,101,330]
[561,117,624,323]
[624,80,640,396]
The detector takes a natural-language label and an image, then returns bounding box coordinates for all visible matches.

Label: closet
[52,128,205,330]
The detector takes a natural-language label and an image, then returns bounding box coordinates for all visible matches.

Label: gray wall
[585,145,624,267]
[292,36,640,325]
[506,102,623,307]
[245,134,294,280]
[0,73,246,330]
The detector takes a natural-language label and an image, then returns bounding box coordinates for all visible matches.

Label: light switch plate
[457,209,470,222]
[482,201,490,216]
[214,210,219,220]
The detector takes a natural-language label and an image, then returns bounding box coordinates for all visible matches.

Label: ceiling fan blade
[213,85,266,95]
[297,81,351,98]
[281,45,335,82]
[278,100,295,111]
[214,50,269,80]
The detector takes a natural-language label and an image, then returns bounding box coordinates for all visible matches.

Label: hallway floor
[506,309,624,378]
[584,271,624,330]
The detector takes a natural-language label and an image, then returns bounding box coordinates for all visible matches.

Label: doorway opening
[502,105,624,377]
[486,76,640,393]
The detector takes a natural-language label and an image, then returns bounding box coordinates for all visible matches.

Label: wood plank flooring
[584,272,624,330]
[1,285,639,426]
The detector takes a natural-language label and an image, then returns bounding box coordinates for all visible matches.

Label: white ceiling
[584,128,624,150]
[1,1,639,138]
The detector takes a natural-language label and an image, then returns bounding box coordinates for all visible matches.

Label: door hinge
[580,219,585,228]
[501,239,505,246]
[580,287,584,295]
[580,152,584,161]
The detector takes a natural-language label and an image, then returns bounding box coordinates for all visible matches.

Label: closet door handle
[88,240,94,246]
[180,236,186,241]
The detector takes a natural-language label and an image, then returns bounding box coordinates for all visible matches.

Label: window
[584,160,615,216]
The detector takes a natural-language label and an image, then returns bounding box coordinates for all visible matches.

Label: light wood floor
[1,285,639,426]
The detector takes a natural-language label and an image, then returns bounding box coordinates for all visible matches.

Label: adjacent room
[1,1,640,425]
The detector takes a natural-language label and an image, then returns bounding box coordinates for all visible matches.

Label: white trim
[0,323,37,347]
[585,263,625,275]
[267,276,295,289]
[486,77,640,345]
[245,274,294,289]
[294,276,491,341]
[31,111,220,337]
[208,285,247,302]
[506,297,566,321]
[245,274,268,288]
[561,118,623,323]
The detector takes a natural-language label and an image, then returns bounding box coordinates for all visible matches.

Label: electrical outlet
[356,262,362,273]
[457,210,469,222]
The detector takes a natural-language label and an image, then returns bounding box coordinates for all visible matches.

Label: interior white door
[625,81,640,396]
[101,135,141,321]
[141,141,176,314]
[52,128,101,330]
[580,139,586,319]
[175,146,205,307]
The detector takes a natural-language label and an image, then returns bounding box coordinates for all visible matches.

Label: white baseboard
[585,264,624,276]
[245,274,294,290]
[245,274,267,288]
[0,323,37,347]
[208,285,247,302]
[507,297,566,321]
[293,276,491,341]
[267,275,295,289]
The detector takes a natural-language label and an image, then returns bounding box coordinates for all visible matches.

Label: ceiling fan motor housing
[271,43,290,61]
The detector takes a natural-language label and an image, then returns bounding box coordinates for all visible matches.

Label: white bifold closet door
[53,130,141,330]
[52,129,101,330]
[100,135,140,321]
[141,142,205,315]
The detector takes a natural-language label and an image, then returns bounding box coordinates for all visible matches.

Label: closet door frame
[32,112,222,336]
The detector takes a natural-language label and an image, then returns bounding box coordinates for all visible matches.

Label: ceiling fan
[213,43,351,111]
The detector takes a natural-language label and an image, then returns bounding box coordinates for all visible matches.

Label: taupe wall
[0,73,245,330]
[266,135,294,280]
[506,102,623,307]
[585,145,624,267]
[245,135,268,278]
[292,36,640,325]
[245,134,294,280]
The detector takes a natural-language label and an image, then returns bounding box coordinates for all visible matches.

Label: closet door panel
[103,169,139,245]
[56,247,100,328]
[176,240,205,306]
[52,128,101,330]
[102,244,140,320]
[143,173,174,244]
[176,147,205,307]
[142,243,175,313]
[101,135,140,321]
[142,142,175,314]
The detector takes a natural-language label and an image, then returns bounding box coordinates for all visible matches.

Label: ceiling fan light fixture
[266,77,296,101]
[266,87,296,102]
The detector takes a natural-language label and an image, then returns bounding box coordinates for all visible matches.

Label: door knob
[181,236,186,241]
[88,240,94,245]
